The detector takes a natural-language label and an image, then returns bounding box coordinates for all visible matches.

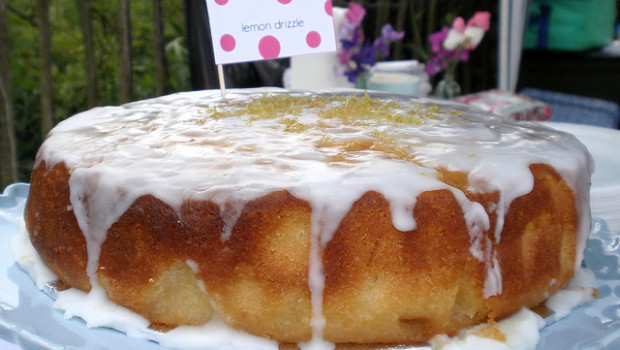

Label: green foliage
[5,0,189,181]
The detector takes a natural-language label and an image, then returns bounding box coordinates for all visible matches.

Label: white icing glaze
[31,88,593,348]
[545,267,596,321]
[432,308,546,350]
[10,218,57,290]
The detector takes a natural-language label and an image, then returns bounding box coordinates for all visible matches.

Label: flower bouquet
[426,11,491,98]
[337,2,404,87]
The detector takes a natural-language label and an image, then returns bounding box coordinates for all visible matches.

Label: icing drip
[33,88,593,347]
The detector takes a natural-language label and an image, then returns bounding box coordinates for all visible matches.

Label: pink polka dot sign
[306,31,321,48]
[258,35,281,59]
[220,34,236,52]
[205,0,336,64]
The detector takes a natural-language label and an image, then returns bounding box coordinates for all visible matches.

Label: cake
[23,88,593,347]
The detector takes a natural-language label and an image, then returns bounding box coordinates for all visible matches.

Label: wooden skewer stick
[217,64,226,98]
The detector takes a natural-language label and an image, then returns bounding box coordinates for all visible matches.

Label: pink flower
[467,11,491,31]
[445,11,491,51]
[345,2,366,26]
[425,11,491,76]
[463,11,490,49]
[443,16,471,51]
[337,49,351,65]
[452,17,466,32]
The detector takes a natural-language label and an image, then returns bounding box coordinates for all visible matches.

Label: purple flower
[344,65,367,83]
[429,27,449,53]
[356,42,378,66]
[374,24,404,57]
[381,23,404,42]
[338,20,356,41]
[426,59,440,75]
[337,49,351,65]
[337,3,405,84]
[341,26,364,51]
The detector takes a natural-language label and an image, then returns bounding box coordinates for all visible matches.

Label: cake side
[25,161,579,343]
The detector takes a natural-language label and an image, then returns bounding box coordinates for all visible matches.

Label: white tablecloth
[542,122,620,232]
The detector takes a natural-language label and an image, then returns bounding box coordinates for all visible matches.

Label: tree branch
[6,3,37,28]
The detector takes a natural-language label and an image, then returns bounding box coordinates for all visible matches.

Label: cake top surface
[36,88,593,297]
[39,88,591,195]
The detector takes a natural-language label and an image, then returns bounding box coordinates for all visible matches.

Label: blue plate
[1,183,620,349]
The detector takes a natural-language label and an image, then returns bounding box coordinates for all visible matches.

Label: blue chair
[520,88,620,129]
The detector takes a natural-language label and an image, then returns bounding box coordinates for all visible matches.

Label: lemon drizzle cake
[23,89,593,347]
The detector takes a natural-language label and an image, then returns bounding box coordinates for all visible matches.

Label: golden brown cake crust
[25,160,578,344]
[25,162,90,292]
